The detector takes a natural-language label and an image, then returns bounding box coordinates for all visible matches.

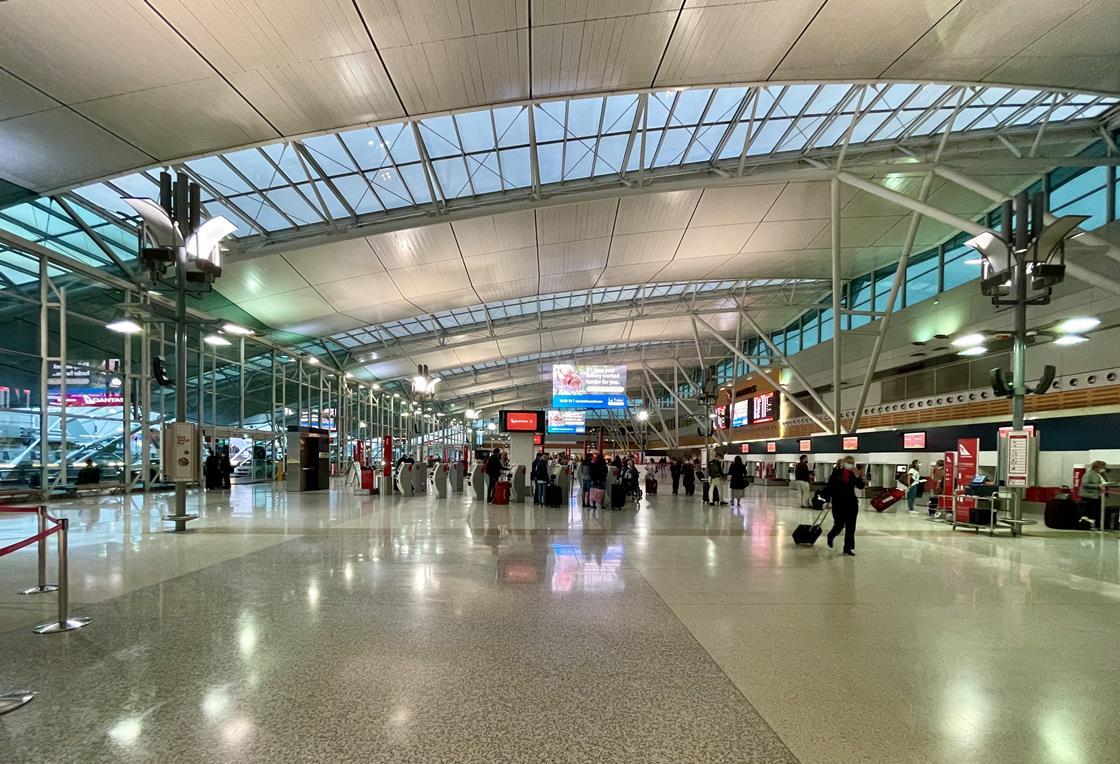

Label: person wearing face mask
[822,458,865,556]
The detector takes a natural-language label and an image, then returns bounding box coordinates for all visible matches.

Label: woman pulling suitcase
[822,458,864,556]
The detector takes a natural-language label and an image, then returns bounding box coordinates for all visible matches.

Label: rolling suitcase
[871,488,904,512]
[645,475,658,495]
[546,481,564,508]
[611,483,626,510]
[792,503,830,546]
[493,480,510,505]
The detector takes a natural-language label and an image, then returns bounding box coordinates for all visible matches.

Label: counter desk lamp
[122,171,236,532]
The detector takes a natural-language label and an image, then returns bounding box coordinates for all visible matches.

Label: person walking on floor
[531,452,550,505]
[728,455,749,508]
[219,447,233,489]
[793,455,813,508]
[904,459,922,513]
[681,459,696,496]
[670,458,682,494]
[823,457,864,556]
[707,455,727,505]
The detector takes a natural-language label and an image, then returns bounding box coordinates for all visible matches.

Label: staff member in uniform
[823,458,865,556]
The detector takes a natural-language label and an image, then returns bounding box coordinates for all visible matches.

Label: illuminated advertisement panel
[551,364,629,409]
[751,391,778,423]
[499,410,545,433]
[731,399,751,427]
[546,410,586,434]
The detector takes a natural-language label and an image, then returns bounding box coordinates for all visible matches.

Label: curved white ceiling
[1,0,1119,192]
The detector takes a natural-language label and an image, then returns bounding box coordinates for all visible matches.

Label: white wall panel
[368,223,461,268]
[465,248,539,284]
[537,237,611,275]
[651,255,733,281]
[689,185,786,227]
[613,189,701,234]
[453,210,536,255]
[282,238,385,284]
[676,223,757,258]
[0,71,57,121]
[389,260,473,297]
[316,274,400,312]
[806,216,900,250]
[741,219,829,253]
[474,277,539,302]
[217,254,310,303]
[345,300,421,324]
[239,287,334,327]
[538,268,602,293]
[535,200,617,243]
[607,230,683,266]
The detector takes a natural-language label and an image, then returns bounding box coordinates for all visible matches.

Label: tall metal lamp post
[123,172,235,531]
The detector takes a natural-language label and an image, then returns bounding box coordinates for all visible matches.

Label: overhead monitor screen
[740,443,750,453]
[551,364,629,409]
[751,391,778,424]
[730,399,751,427]
[799,439,812,451]
[547,410,586,435]
[715,404,729,430]
[766,442,777,453]
[499,410,545,433]
[842,436,859,451]
[903,432,926,449]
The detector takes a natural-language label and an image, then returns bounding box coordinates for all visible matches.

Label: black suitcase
[546,483,564,508]
[793,505,830,546]
[611,483,626,509]
[645,476,657,495]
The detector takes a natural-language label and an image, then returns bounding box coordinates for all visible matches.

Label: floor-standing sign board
[955,438,980,523]
[941,450,955,512]
[1006,431,1031,488]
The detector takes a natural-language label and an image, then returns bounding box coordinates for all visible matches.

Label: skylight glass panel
[904,83,949,108]
[705,87,748,123]
[187,155,253,195]
[746,119,790,155]
[567,96,603,138]
[201,200,255,236]
[602,94,638,134]
[240,194,292,231]
[973,87,1011,106]
[563,139,596,180]
[454,110,497,154]
[879,83,919,110]
[301,135,356,175]
[684,125,720,163]
[592,134,628,175]
[398,165,433,205]
[534,102,567,143]
[717,123,749,159]
[433,157,472,198]
[263,144,309,184]
[641,130,663,167]
[337,128,391,171]
[267,187,321,225]
[367,167,415,208]
[380,123,420,165]
[537,143,563,185]
[419,116,463,159]
[466,154,503,194]
[812,114,855,148]
[494,106,530,148]
[1009,105,1052,126]
[497,148,533,188]
[652,127,692,167]
[776,116,823,153]
[671,88,713,126]
[847,111,890,143]
[1077,103,1114,119]
[1003,89,1041,107]
[308,182,353,219]
[774,84,816,116]
[646,94,672,130]
[108,173,159,199]
[332,175,384,215]
[807,84,852,114]
[70,184,137,219]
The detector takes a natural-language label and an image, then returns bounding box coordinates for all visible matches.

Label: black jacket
[708,459,725,479]
[728,461,748,490]
[822,467,864,508]
[795,462,812,482]
[485,454,503,477]
[589,458,608,483]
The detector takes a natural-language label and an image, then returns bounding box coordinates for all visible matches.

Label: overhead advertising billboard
[551,364,629,409]
[547,410,586,435]
[715,404,729,430]
[500,410,546,433]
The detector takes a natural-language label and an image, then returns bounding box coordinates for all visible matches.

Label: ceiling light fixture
[306,356,320,365]
[957,346,988,356]
[106,319,143,335]
[951,333,986,348]
[1053,334,1089,346]
[203,334,232,347]
[220,322,253,336]
[1055,317,1100,334]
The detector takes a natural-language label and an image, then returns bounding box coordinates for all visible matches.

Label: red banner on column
[382,435,393,477]
[1072,465,1086,501]
[940,450,955,511]
[954,438,979,523]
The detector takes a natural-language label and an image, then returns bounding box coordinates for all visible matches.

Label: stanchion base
[17,585,59,595]
[162,514,199,531]
[0,691,35,715]
[33,617,91,635]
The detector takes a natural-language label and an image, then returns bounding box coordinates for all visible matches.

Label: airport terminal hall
[4,1,1120,762]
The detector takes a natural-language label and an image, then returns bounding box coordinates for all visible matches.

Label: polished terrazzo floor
[1,479,1118,763]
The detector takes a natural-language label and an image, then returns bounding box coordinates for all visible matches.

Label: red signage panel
[903,432,926,449]
[740,443,750,453]
[842,436,859,451]
[955,437,979,523]
[798,439,811,451]
[766,442,777,453]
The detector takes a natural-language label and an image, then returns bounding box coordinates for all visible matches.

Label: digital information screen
[546,410,586,435]
[842,436,859,451]
[766,442,777,453]
[551,364,629,409]
[798,439,812,451]
[751,391,778,423]
[499,410,545,433]
[903,432,926,449]
[740,443,750,453]
[731,399,751,427]
[715,404,730,430]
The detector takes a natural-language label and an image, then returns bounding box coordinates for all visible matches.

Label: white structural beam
[830,176,842,434]
[691,315,834,434]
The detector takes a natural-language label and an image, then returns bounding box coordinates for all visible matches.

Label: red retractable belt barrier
[0,525,60,558]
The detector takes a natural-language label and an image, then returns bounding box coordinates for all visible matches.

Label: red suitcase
[871,488,904,512]
[645,476,657,495]
[492,481,510,505]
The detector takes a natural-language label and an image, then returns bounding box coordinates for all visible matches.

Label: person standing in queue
[707,454,727,506]
[589,452,609,509]
[927,459,945,517]
[485,447,503,503]
[579,457,592,507]
[793,455,813,508]
[220,446,233,490]
[682,458,696,496]
[728,455,748,508]
[823,457,865,556]
[904,459,922,513]
[670,458,682,495]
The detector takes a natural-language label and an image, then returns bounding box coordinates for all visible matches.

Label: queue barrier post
[33,518,91,635]
[17,506,58,595]
[0,690,35,715]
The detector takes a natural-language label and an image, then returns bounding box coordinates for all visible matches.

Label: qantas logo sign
[958,443,973,458]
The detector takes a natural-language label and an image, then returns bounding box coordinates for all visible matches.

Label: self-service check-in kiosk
[449,462,464,493]
[555,464,572,499]
[509,463,528,503]
[411,461,428,494]
[470,461,485,500]
[396,462,415,496]
[432,462,449,498]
